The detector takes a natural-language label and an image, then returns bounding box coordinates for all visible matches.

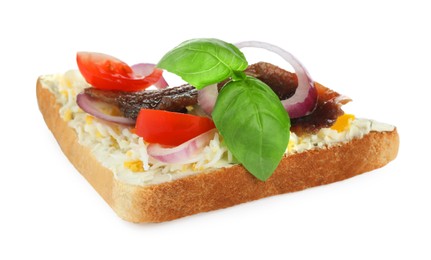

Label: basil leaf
[157,38,248,89]
[212,76,290,181]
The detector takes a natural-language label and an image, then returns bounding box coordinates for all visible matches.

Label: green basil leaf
[212,76,290,181]
[157,38,248,89]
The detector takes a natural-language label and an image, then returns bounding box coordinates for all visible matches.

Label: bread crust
[37,78,399,223]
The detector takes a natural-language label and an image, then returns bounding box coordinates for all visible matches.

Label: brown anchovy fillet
[245,62,298,100]
[84,84,197,120]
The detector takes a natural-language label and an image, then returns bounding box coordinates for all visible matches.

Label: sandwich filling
[40,70,394,186]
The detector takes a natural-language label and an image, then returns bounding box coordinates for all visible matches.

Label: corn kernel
[61,77,72,88]
[65,78,72,88]
[85,115,94,125]
[63,109,72,122]
[182,164,189,172]
[124,160,144,172]
[60,90,69,99]
[192,163,204,171]
[96,131,103,138]
[331,114,355,132]
[287,141,295,152]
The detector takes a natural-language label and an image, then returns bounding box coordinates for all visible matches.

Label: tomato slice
[76,52,163,92]
[135,109,216,146]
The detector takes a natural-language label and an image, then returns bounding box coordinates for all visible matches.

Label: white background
[1,0,430,259]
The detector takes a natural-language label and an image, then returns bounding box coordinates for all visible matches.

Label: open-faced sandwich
[37,39,399,222]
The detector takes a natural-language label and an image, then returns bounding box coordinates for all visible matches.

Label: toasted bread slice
[37,77,399,223]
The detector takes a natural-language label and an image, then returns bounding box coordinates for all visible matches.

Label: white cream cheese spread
[40,70,395,186]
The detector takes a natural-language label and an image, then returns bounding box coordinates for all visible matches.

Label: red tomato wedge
[135,110,216,146]
[76,52,163,92]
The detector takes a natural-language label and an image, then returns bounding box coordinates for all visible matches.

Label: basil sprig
[157,38,290,181]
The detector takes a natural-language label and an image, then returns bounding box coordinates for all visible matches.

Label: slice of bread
[36,78,399,223]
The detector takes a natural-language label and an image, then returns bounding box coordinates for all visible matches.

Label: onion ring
[197,83,218,115]
[235,41,317,118]
[147,129,216,163]
[76,93,135,125]
[131,63,169,89]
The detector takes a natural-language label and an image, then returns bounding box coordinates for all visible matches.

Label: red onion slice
[131,63,168,89]
[197,83,218,115]
[76,93,135,125]
[147,129,216,163]
[235,41,318,118]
